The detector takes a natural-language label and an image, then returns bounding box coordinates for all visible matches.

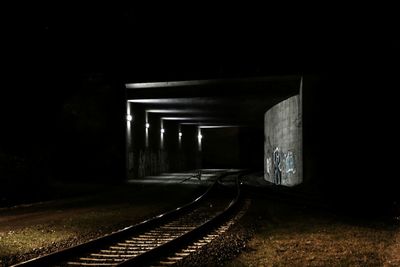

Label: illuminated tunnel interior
[125,76,302,183]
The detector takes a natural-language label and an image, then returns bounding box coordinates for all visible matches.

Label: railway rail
[12,170,250,267]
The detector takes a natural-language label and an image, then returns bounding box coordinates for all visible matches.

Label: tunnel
[125,76,303,186]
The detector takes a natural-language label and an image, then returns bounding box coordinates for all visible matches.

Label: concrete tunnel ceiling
[126,75,302,127]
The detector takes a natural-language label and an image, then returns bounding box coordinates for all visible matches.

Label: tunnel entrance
[125,76,302,182]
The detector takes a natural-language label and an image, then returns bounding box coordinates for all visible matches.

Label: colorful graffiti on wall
[273,147,282,184]
[285,150,296,174]
[265,147,296,185]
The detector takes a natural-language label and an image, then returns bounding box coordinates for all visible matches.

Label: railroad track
[13,170,250,267]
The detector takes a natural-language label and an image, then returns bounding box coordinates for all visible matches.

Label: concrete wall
[264,94,302,186]
[137,150,169,178]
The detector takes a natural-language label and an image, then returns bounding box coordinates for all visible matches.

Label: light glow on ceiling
[126,80,212,89]
[146,109,203,113]
[161,117,215,121]
[128,98,219,104]
[199,125,241,129]
[125,76,299,89]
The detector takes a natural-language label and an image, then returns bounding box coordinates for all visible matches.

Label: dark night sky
[3,4,398,79]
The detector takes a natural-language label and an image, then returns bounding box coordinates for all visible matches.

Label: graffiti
[264,136,273,179]
[266,146,297,185]
[266,157,272,176]
[273,147,282,185]
[285,150,296,174]
[265,134,298,185]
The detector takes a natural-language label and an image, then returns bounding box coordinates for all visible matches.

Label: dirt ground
[0,183,203,266]
[226,197,400,267]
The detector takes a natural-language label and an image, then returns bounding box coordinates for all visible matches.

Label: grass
[0,183,203,266]
[225,197,398,267]
[0,228,70,257]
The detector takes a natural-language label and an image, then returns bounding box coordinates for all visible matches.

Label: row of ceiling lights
[127,114,203,139]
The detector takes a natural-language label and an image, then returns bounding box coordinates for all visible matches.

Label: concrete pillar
[196,127,203,169]
[160,119,164,150]
[197,127,202,152]
[145,111,149,148]
[126,101,133,178]
[178,124,182,149]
